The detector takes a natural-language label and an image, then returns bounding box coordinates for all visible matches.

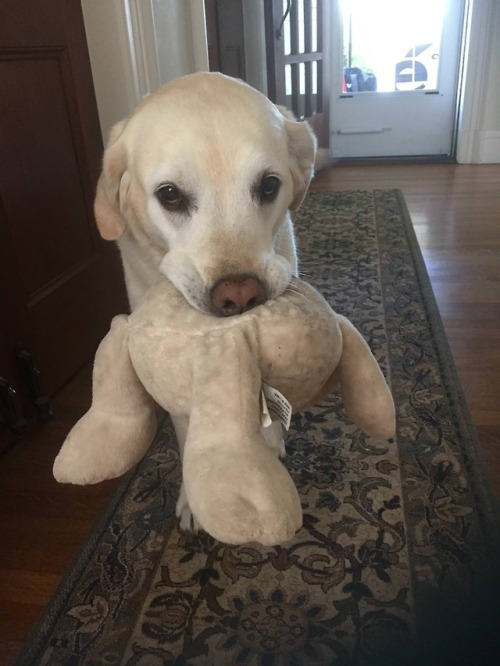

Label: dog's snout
[211,275,266,317]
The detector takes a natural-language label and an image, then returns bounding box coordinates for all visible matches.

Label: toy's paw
[53,407,157,485]
[182,443,303,546]
[262,420,286,458]
[176,482,201,534]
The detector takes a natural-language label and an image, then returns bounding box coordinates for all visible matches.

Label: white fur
[94,72,316,311]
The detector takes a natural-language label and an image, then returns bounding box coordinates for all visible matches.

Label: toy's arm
[182,326,302,546]
[335,315,396,440]
[53,315,157,485]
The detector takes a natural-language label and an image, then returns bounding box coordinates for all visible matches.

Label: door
[330,0,466,158]
[205,0,246,79]
[265,0,331,147]
[0,0,128,446]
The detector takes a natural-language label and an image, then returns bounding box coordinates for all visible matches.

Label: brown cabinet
[0,0,128,451]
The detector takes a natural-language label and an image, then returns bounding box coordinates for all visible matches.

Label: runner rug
[18,190,500,666]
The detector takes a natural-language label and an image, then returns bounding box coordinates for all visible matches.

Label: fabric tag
[260,382,292,431]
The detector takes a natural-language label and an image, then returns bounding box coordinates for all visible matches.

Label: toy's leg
[53,316,157,485]
[173,400,285,535]
[175,430,284,534]
[182,328,302,545]
[336,315,396,440]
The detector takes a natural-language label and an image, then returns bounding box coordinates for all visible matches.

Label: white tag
[260,389,273,428]
[260,382,292,431]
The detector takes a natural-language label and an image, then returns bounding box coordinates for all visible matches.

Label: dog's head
[95,72,316,314]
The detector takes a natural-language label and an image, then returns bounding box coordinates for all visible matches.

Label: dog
[93,72,317,531]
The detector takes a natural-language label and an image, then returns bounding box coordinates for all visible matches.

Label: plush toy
[53,278,395,546]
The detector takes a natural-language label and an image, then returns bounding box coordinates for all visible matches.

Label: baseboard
[314,148,335,172]
[457,129,500,164]
[328,155,457,167]
[477,130,500,163]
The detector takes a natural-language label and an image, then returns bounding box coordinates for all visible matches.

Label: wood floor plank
[0,602,41,642]
[0,570,61,606]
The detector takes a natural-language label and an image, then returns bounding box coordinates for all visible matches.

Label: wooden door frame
[264,0,331,148]
[205,0,247,79]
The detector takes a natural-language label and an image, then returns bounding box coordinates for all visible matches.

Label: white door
[329,0,466,158]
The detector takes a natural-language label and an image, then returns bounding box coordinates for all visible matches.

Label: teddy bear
[53,277,395,546]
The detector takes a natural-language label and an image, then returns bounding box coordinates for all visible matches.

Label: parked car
[343,66,377,93]
[395,43,439,91]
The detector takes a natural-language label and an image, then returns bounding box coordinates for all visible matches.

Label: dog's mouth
[210,274,267,317]
[159,253,290,318]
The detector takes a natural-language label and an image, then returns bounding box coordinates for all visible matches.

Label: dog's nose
[211,275,266,316]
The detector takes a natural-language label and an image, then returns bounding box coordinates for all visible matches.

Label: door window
[341,0,447,95]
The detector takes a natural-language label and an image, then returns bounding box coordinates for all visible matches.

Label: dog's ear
[278,106,317,211]
[94,120,129,240]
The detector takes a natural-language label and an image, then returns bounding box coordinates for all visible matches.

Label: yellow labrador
[94,72,316,530]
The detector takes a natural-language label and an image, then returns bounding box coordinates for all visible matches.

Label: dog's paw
[176,483,201,533]
[262,420,286,458]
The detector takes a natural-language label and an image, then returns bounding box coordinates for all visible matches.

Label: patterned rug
[18,190,500,666]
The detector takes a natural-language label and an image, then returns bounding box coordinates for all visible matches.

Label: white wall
[81,0,208,143]
[81,0,138,142]
[457,0,500,163]
[473,0,500,162]
[151,0,208,85]
[482,4,500,133]
[242,0,268,95]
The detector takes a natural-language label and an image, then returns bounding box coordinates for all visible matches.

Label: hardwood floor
[1,163,499,664]
[0,366,120,664]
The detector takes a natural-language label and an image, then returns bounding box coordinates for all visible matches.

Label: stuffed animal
[53,278,395,546]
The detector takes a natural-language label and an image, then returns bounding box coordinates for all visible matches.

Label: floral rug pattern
[19,191,499,666]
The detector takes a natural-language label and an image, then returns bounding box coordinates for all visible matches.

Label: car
[395,43,440,91]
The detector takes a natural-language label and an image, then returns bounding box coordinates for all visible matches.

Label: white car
[395,43,440,91]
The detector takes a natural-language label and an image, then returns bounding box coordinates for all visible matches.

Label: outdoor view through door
[330,0,465,158]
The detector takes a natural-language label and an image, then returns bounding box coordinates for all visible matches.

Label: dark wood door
[205,0,246,79]
[265,0,331,147]
[0,0,128,448]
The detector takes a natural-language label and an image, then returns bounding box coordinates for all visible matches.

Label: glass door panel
[341,0,447,94]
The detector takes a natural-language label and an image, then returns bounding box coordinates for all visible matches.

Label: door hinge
[17,349,54,422]
[0,376,28,437]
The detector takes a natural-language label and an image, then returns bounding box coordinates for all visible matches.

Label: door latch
[0,376,28,437]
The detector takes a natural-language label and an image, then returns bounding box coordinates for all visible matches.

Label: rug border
[380,189,500,536]
[16,189,499,664]
[14,416,171,665]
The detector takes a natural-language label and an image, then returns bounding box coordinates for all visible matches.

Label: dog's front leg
[172,414,201,533]
[261,420,286,458]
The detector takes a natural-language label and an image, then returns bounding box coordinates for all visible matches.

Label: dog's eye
[259,175,281,204]
[156,184,185,210]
